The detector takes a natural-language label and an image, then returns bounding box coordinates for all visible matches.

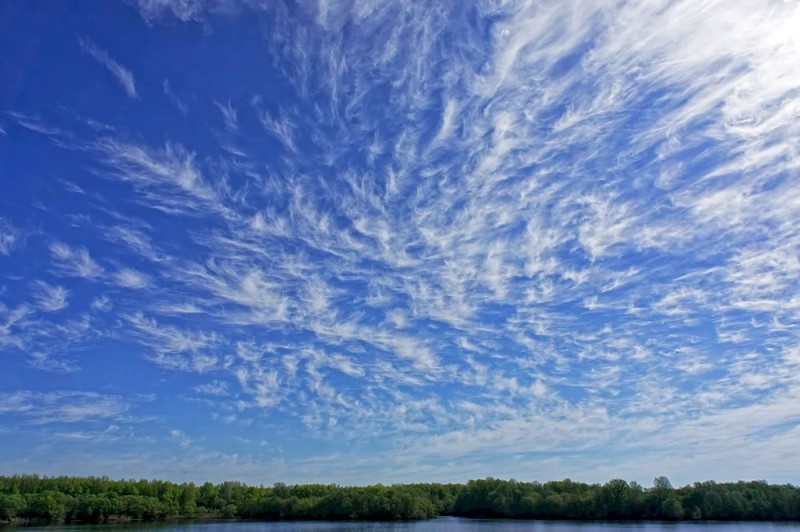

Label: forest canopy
[1,475,799,523]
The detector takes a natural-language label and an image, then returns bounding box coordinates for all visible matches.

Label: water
[10,518,800,532]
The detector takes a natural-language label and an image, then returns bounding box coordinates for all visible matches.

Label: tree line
[1,475,799,523]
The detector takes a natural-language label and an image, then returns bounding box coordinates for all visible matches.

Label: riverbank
[2,475,799,523]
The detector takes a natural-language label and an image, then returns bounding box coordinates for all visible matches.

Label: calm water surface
[11,519,800,532]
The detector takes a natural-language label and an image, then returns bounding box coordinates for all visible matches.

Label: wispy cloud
[214,100,239,132]
[0,219,19,255]
[0,391,130,424]
[31,281,69,312]
[194,380,229,396]
[79,37,138,99]
[137,0,207,23]
[169,428,194,448]
[5,111,65,136]
[104,225,163,262]
[94,138,231,217]
[90,295,112,312]
[163,79,188,114]
[125,312,221,372]
[48,241,104,279]
[113,268,151,290]
[3,0,800,485]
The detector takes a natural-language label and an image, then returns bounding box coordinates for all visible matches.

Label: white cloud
[194,380,229,396]
[104,225,162,262]
[4,0,800,484]
[113,268,151,289]
[48,241,104,279]
[154,302,203,315]
[137,0,208,22]
[94,138,231,217]
[0,391,130,424]
[0,391,34,414]
[126,313,220,372]
[31,281,69,312]
[163,79,188,114]
[214,100,239,132]
[0,219,19,255]
[79,37,138,99]
[6,111,64,136]
[91,295,112,312]
[169,429,194,448]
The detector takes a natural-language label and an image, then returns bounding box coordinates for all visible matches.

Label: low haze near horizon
[1,0,800,487]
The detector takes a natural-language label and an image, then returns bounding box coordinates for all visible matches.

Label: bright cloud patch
[1,0,799,485]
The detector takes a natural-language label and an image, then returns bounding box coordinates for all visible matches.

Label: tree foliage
[1,475,799,523]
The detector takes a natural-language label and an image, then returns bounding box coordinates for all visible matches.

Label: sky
[1,0,799,488]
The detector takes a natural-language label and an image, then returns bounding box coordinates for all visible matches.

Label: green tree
[0,494,25,521]
[602,479,632,517]
[27,491,69,522]
[661,497,684,519]
[703,490,723,519]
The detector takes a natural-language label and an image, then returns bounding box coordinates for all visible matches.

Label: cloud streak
[79,37,138,99]
[32,281,69,312]
[0,219,19,255]
[0,391,131,424]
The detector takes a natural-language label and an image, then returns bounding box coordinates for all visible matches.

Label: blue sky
[1,0,800,486]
